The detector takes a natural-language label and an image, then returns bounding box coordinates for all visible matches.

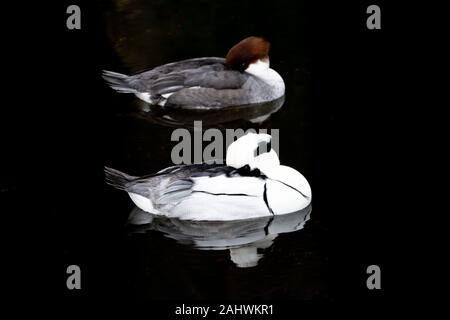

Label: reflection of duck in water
[134,95,285,128]
[105,133,311,221]
[128,205,312,268]
[103,36,285,109]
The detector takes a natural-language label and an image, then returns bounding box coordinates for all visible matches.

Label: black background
[1,0,414,314]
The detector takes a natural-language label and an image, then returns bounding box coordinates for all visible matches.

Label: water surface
[98,0,325,300]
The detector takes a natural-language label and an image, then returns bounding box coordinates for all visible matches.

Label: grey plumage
[102,57,277,108]
[101,71,138,93]
[157,179,194,205]
[104,166,137,190]
[103,57,230,93]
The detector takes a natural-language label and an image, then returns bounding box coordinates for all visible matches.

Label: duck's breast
[265,179,311,214]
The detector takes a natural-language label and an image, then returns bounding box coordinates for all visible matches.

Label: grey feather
[135,57,226,79]
[104,58,249,97]
[102,71,138,93]
[157,179,194,204]
[104,166,138,190]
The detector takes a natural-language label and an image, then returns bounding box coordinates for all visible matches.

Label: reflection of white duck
[229,237,275,268]
[105,133,311,221]
[127,205,312,268]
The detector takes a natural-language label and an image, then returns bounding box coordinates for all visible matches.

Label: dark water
[94,0,326,301]
[1,0,399,310]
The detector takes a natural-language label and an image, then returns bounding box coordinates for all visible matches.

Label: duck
[102,36,285,109]
[105,133,311,221]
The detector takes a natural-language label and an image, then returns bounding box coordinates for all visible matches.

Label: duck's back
[129,57,227,89]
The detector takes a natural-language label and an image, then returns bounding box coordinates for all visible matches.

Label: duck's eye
[254,140,271,157]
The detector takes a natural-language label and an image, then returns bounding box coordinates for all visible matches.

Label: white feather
[128,192,157,214]
[226,132,274,169]
[264,166,312,213]
[171,192,269,221]
[135,92,152,103]
[161,92,174,99]
[191,175,263,196]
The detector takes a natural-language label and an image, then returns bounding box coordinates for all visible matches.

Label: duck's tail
[102,70,138,93]
[104,166,137,190]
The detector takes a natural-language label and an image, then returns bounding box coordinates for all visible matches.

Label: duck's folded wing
[126,164,240,207]
[128,57,225,91]
[149,69,248,95]
[153,165,241,205]
[138,57,225,77]
[157,179,194,205]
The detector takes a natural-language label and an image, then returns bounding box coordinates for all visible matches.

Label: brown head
[225,36,270,71]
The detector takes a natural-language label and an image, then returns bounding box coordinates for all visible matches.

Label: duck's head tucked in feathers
[226,132,279,172]
[225,36,270,71]
[103,36,284,108]
[226,133,312,206]
[105,132,310,220]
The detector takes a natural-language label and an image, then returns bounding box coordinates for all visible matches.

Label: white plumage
[105,133,311,221]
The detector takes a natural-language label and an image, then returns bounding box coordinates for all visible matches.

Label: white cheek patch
[244,59,285,98]
[245,59,270,76]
